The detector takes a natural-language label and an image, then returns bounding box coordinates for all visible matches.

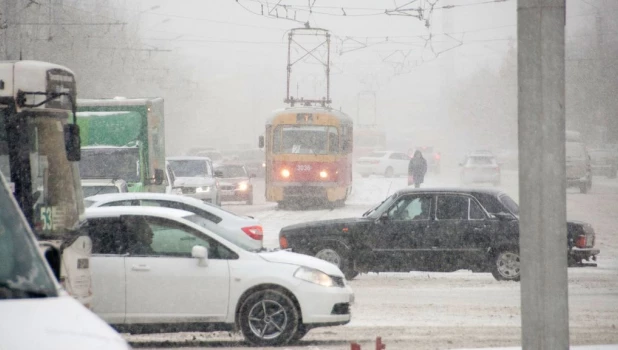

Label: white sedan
[85,192,264,251]
[355,151,411,178]
[86,206,354,346]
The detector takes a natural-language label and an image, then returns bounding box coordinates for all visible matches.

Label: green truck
[76,97,167,193]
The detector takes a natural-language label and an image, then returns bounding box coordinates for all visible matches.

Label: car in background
[356,151,410,178]
[566,131,592,193]
[278,188,600,281]
[0,173,129,350]
[589,148,617,178]
[86,206,354,346]
[460,152,501,186]
[235,148,266,177]
[167,156,221,206]
[82,178,128,198]
[84,192,264,251]
[215,164,255,205]
[194,150,224,167]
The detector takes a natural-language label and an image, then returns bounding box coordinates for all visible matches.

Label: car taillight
[241,226,263,240]
[279,235,288,249]
[575,234,587,248]
[435,153,441,160]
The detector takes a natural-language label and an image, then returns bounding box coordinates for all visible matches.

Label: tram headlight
[319,170,328,179]
[281,168,291,178]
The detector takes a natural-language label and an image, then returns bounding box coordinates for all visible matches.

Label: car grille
[181,187,196,194]
[221,185,235,191]
[331,303,350,315]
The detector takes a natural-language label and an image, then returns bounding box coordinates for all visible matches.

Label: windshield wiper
[0,282,51,299]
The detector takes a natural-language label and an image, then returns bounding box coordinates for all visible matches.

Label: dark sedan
[279,188,600,281]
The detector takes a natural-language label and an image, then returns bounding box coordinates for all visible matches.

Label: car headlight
[294,266,334,287]
[196,186,211,193]
[237,181,248,191]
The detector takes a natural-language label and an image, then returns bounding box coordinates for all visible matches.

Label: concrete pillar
[518,1,569,349]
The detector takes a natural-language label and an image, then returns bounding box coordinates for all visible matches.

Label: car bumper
[591,166,613,175]
[220,189,251,201]
[462,172,500,183]
[566,176,588,186]
[355,165,380,175]
[295,282,354,325]
[569,247,600,261]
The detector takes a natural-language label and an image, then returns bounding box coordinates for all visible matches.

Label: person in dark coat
[408,150,428,188]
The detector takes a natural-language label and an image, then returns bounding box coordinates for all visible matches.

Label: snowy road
[128,167,618,350]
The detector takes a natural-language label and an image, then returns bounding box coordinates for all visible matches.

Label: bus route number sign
[296,113,313,123]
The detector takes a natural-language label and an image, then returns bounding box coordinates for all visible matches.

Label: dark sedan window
[499,195,519,216]
[387,196,432,221]
[437,195,468,220]
[469,199,486,220]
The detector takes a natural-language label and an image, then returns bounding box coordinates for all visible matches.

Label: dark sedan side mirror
[377,212,389,223]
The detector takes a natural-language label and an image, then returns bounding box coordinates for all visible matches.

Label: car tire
[491,248,521,281]
[384,167,394,178]
[579,180,588,194]
[314,245,359,280]
[239,289,300,346]
[289,325,310,343]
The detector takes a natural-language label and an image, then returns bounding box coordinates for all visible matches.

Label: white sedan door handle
[131,264,151,271]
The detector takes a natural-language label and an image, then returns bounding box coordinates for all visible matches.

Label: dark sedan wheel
[491,248,521,281]
[315,246,359,280]
[239,289,299,346]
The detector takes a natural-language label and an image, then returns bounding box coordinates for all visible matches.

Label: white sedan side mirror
[192,245,209,267]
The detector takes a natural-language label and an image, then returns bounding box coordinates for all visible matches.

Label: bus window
[328,127,339,153]
[274,125,339,155]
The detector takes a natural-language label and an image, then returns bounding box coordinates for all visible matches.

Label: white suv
[86,206,354,346]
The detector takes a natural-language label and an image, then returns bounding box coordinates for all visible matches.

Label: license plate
[297,164,312,171]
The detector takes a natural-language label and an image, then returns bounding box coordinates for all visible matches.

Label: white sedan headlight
[196,186,211,193]
[294,266,334,287]
[237,181,248,191]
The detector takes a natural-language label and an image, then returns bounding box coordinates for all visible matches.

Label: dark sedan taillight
[575,234,587,248]
[279,235,289,249]
[241,226,263,240]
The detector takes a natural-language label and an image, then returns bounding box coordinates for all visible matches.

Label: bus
[0,60,92,307]
[260,106,353,207]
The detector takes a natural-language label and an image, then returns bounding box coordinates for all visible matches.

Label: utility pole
[3,0,19,60]
[518,1,569,349]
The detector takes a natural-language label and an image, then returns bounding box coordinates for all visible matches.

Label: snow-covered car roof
[167,156,212,161]
[86,206,193,220]
[84,192,247,218]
